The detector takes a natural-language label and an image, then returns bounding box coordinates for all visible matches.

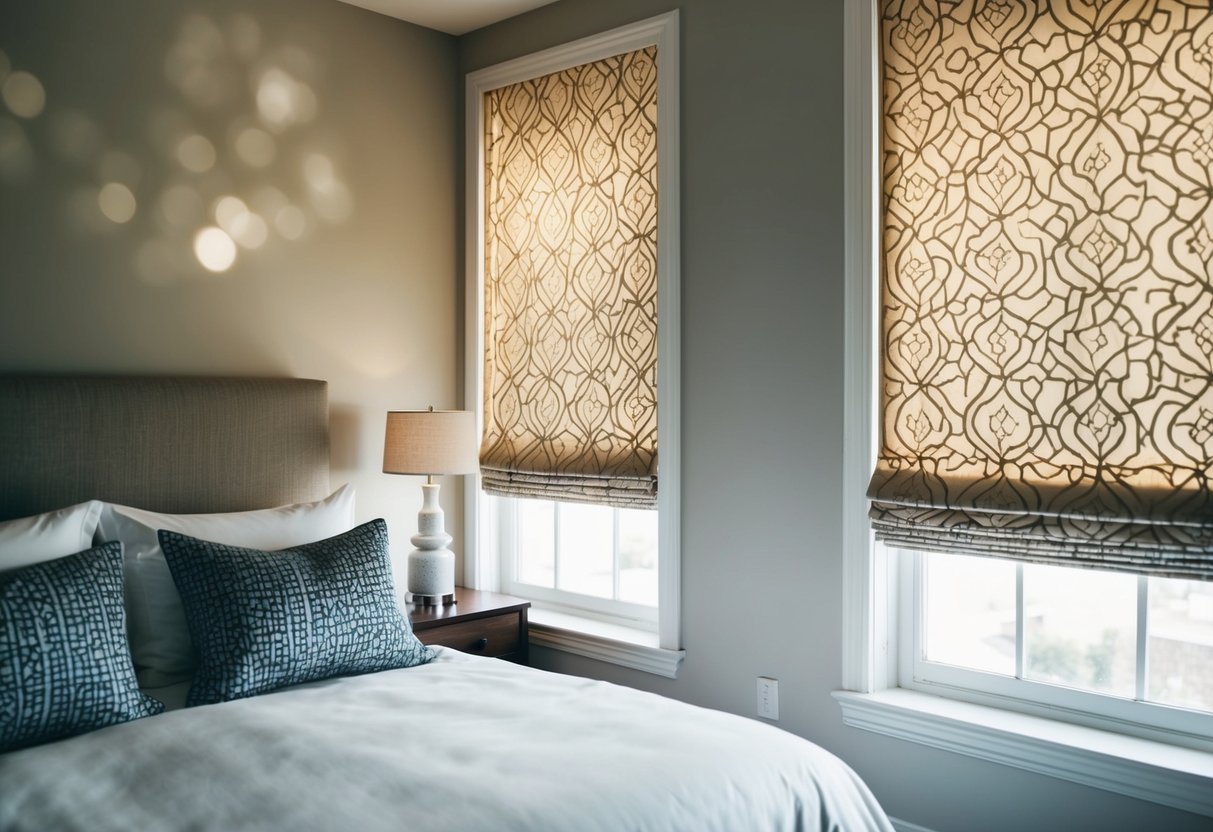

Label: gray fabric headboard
[0,376,330,521]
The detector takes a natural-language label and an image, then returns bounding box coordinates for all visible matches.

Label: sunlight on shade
[98,182,137,224]
[194,226,237,272]
[256,68,317,129]
[234,126,275,167]
[159,184,204,229]
[47,110,101,163]
[0,118,34,181]
[177,134,216,172]
[98,150,141,186]
[2,71,46,119]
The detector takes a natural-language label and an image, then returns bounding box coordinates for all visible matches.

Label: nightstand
[408,586,530,665]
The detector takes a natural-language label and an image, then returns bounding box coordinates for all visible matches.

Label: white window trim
[838,0,1213,816]
[463,12,683,676]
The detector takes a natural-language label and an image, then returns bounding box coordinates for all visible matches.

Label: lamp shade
[383,410,477,476]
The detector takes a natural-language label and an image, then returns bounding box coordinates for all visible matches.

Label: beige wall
[0,0,462,576]
[461,3,1210,831]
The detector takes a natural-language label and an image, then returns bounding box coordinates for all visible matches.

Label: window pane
[556,502,613,599]
[1024,564,1135,697]
[1147,577,1213,712]
[515,498,555,588]
[923,551,1016,675]
[617,508,658,607]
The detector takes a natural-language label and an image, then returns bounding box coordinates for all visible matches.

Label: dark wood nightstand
[408,587,530,665]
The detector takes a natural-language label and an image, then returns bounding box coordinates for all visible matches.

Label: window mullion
[1136,575,1149,702]
[1015,562,1025,680]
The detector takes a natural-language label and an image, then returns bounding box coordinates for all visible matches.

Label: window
[500,498,658,627]
[839,0,1213,816]
[908,550,1213,747]
[464,13,682,676]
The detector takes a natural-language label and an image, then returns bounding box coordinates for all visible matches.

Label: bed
[0,376,893,832]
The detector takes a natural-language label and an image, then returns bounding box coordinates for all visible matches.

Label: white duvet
[0,649,892,832]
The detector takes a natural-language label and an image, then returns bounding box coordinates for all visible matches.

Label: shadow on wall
[0,11,353,284]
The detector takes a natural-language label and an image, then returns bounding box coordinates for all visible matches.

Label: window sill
[832,688,1213,817]
[528,608,685,678]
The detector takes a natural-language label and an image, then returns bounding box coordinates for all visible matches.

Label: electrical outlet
[757,676,779,720]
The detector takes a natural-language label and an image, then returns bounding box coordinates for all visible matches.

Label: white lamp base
[406,482,456,606]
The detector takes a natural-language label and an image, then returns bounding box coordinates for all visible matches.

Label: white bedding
[0,649,892,832]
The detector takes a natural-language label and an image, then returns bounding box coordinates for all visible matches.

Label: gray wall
[461,3,1209,831]
[0,0,463,576]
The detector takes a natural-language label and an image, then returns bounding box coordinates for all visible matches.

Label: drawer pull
[473,637,489,651]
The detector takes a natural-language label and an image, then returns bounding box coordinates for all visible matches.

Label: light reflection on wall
[0,11,354,284]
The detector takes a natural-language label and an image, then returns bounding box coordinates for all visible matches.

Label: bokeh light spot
[177,134,216,172]
[226,14,262,60]
[160,184,205,229]
[0,118,34,181]
[194,226,237,272]
[303,154,352,223]
[234,126,275,167]
[2,71,46,119]
[214,195,249,229]
[274,205,307,240]
[98,182,137,224]
[256,68,316,129]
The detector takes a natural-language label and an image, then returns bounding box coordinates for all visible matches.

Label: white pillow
[0,501,103,570]
[97,484,356,689]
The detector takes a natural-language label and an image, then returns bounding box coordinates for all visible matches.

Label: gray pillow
[159,519,434,707]
[0,542,164,753]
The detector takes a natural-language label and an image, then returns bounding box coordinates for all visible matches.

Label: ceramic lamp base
[406,482,456,605]
[406,547,456,606]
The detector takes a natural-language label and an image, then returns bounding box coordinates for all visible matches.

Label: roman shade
[480,47,659,509]
[868,3,1213,579]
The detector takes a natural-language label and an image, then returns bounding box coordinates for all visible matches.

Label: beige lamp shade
[383,410,477,476]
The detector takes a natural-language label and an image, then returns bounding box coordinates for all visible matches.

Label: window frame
[838,0,1213,816]
[463,12,682,673]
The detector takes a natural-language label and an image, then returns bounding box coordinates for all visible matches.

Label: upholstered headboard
[0,376,330,521]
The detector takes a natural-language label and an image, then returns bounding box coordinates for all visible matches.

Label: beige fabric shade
[383,410,478,476]
[480,46,659,509]
[869,3,1213,579]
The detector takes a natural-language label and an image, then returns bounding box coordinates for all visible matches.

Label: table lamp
[383,407,477,606]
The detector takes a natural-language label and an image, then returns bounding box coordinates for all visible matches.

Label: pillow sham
[159,518,434,707]
[0,542,164,753]
[0,501,103,571]
[97,484,355,689]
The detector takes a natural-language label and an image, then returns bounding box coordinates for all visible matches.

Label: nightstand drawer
[416,611,522,659]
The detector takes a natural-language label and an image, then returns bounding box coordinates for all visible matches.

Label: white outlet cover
[757,676,779,720]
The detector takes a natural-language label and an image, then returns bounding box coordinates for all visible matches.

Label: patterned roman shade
[869,2,1213,579]
[480,47,659,509]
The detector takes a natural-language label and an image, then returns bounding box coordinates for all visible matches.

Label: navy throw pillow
[0,542,164,753]
[159,518,434,706]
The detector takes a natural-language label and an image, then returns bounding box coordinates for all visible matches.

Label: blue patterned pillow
[159,519,434,706]
[0,542,164,753]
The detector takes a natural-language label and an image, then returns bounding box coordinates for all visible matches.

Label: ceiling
[335,0,562,35]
